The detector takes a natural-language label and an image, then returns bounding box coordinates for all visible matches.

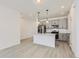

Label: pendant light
[46,9,49,23]
[37,11,40,25]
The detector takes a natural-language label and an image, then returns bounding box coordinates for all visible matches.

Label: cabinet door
[59,18,68,29]
[59,33,70,41]
[62,19,68,29]
[59,19,63,29]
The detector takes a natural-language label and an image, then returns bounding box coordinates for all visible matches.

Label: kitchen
[33,12,70,48]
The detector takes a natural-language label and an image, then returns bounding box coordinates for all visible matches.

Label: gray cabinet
[59,18,68,29]
[59,33,70,41]
[46,18,68,29]
[46,19,59,29]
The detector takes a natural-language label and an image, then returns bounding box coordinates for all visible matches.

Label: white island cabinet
[33,34,55,48]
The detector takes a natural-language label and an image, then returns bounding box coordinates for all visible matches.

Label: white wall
[0,5,20,50]
[75,0,79,57]
[68,4,77,56]
[68,0,79,57]
[20,17,35,40]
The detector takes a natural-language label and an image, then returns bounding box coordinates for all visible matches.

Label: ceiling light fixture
[61,6,65,9]
[37,0,41,3]
[46,9,49,23]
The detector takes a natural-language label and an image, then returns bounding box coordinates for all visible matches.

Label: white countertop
[46,29,70,33]
[34,33,56,36]
[36,33,56,35]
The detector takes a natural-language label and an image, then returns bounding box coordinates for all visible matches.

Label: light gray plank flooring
[0,38,75,58]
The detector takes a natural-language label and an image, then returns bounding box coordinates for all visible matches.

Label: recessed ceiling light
[61,6,65,9]
[37,0,41,3]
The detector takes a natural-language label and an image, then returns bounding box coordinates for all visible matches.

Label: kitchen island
[33,34,55,48]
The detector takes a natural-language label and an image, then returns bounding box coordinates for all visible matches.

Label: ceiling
[0,0,74,20]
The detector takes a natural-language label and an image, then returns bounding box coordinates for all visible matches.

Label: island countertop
[35,33,56,35]
[33,33,55,48]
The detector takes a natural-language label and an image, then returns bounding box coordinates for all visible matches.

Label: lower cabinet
[59,33,70,41]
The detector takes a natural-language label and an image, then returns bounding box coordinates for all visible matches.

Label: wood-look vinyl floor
[0,38,75,58]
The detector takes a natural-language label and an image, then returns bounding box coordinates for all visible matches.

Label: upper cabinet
[59,18,68,29]
[45,17,68,29]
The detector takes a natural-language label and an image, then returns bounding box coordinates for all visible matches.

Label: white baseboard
[21,36,33,40]
[0,41,20,50]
